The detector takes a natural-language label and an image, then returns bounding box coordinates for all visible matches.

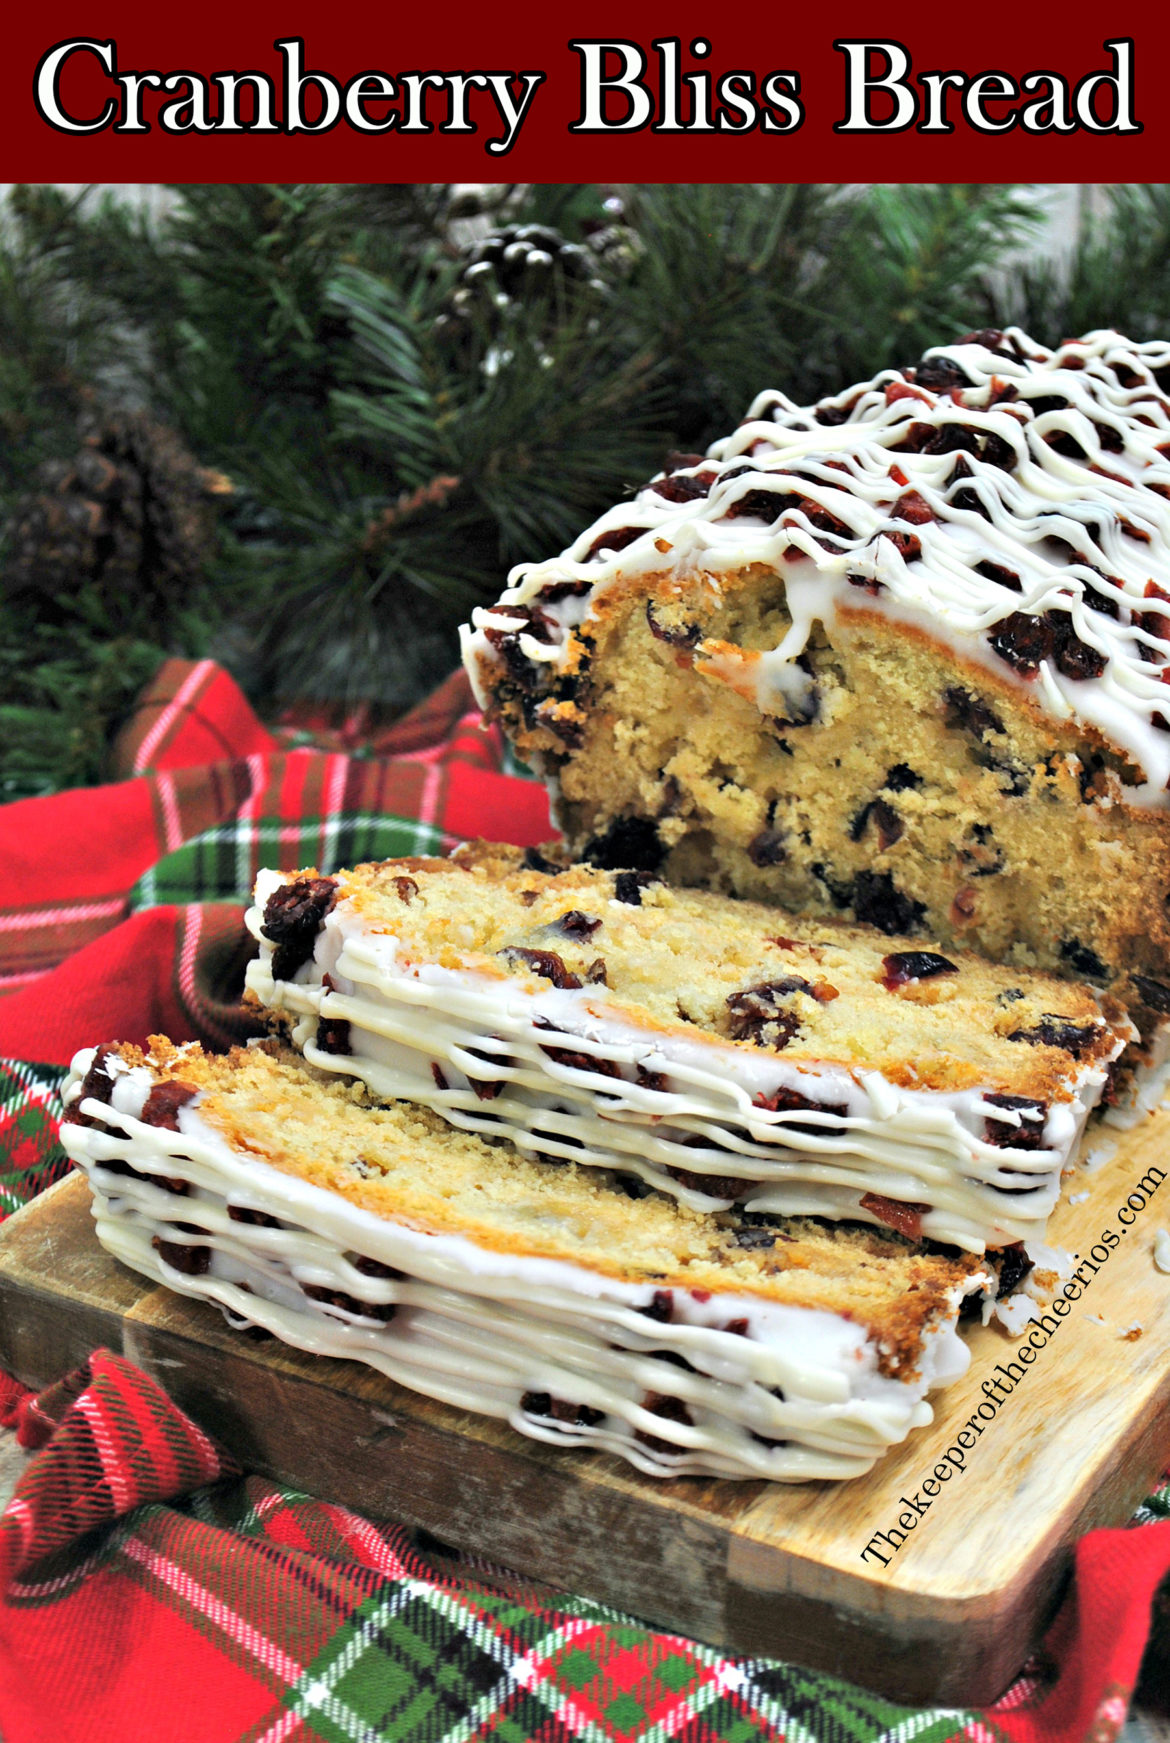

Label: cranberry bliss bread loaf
[60,1039,989,1482]
[461,329,1170,1063]
[243,847,1131,1253]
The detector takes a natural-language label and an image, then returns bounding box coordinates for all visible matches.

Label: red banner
[0,2,1166,182]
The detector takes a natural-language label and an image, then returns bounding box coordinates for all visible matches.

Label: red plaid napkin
[1,657,1169,1742]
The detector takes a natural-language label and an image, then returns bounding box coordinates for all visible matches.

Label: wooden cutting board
[4,1116,1170,1709]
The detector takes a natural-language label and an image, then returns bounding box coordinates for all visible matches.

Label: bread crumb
[1080,1142,1118,1176]
[1121,1323,1144,1341]
[1154,1229,1170,1274]
[1069,1191,1089,1205]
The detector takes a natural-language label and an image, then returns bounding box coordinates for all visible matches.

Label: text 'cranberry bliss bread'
[461,329,1170,1069]
[243,847,1131,1254]
[60,1038,989,1483]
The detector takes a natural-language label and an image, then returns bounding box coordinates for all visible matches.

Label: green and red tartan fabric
[1,656,1170,1743]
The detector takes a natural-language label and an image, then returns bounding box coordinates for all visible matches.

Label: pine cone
[3,412,230,620]
[435,223,609,347]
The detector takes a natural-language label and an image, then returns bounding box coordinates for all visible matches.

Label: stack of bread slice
[65,326,1170,1483]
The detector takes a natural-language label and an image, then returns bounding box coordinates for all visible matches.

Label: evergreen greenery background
[3,181,1169,800]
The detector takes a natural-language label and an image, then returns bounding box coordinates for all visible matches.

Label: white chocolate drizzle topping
[245,872,1124,1254]
[60,1048,984,1484]
[462,329,1170,806]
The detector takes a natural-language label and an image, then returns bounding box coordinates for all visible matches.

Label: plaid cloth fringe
[1,658,1170,1742]
[2,1341,1168,1743]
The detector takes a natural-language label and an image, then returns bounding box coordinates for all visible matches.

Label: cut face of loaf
[243,848,1132,1253]
[460,328,1170,1058]
[60,1038,990,1483]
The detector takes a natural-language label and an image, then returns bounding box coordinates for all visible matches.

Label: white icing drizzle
[462,329,1170,805]
[245,875,1122,1254]
[60,1050,983,1483]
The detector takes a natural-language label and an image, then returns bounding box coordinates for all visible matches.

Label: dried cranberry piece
[748,828,787,867]
[584,817,664,875]
[430,1062,449,1091]
[975,559,1022,593]
[952,481,992,519]
[1050,613,1107,681]
[752,1084,848,1126]
[943,686,1005,740]
[1139,582,1170,646]
[994,1242,1034,1296]
[889,419,934,454]
[585,958,608,985]
[540,1043,622,1078]
[881,951,957,989]
[261,876,338,982]
[859,1193,930,1240]
[1059,938,1108,981]
[614,870,654,906]
[638,1290,674,1323]
[316,1016,351,1056]
[960,823,1004,878]
[392,876,418,904]
[983,1093,1048,1151]
[152,1236,211,1276]
[850,798,903,850]
[723,487,791,522]
[882,529,922,563]
[926,423,980,458]
[64,1045,121,1126]
[552,1398,605,1427]
[884,763,922,792]
[1133,975,1170,1014]
[645,601,701,648]
[893,489,935,526]
[154,1172,191,1197]
[851,872,926,936]
[555,910,601,940]
[988,611,1054,678]
[141,1082,198,1131]
[847,574,884,596]
[228,1204,280,1228]
[497,947,582,990]
[664,1166,753,1200]
[814,395,860,425]
[470,1077,504,1101]
[1083,580,1121,620]
[650,466,718,503]
[483,607,558,688]
[522,847,560,874]
[584,525,643,561]
[959,327,1020,360]
[303,1282,396,1322]
[634,1392,694,1455]
[733,1226,778,1250]
[539,580,592,604]
[1044,429,1087,460]
[1008,1017,1099,1056]
[1091,417,1127,452]
[913,353,972,391]
[636,1064,669,1093]
[353,1255,405,1280]
[726,980,811,1050]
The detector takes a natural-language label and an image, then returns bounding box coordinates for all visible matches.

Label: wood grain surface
[3,1112,1170,1707]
